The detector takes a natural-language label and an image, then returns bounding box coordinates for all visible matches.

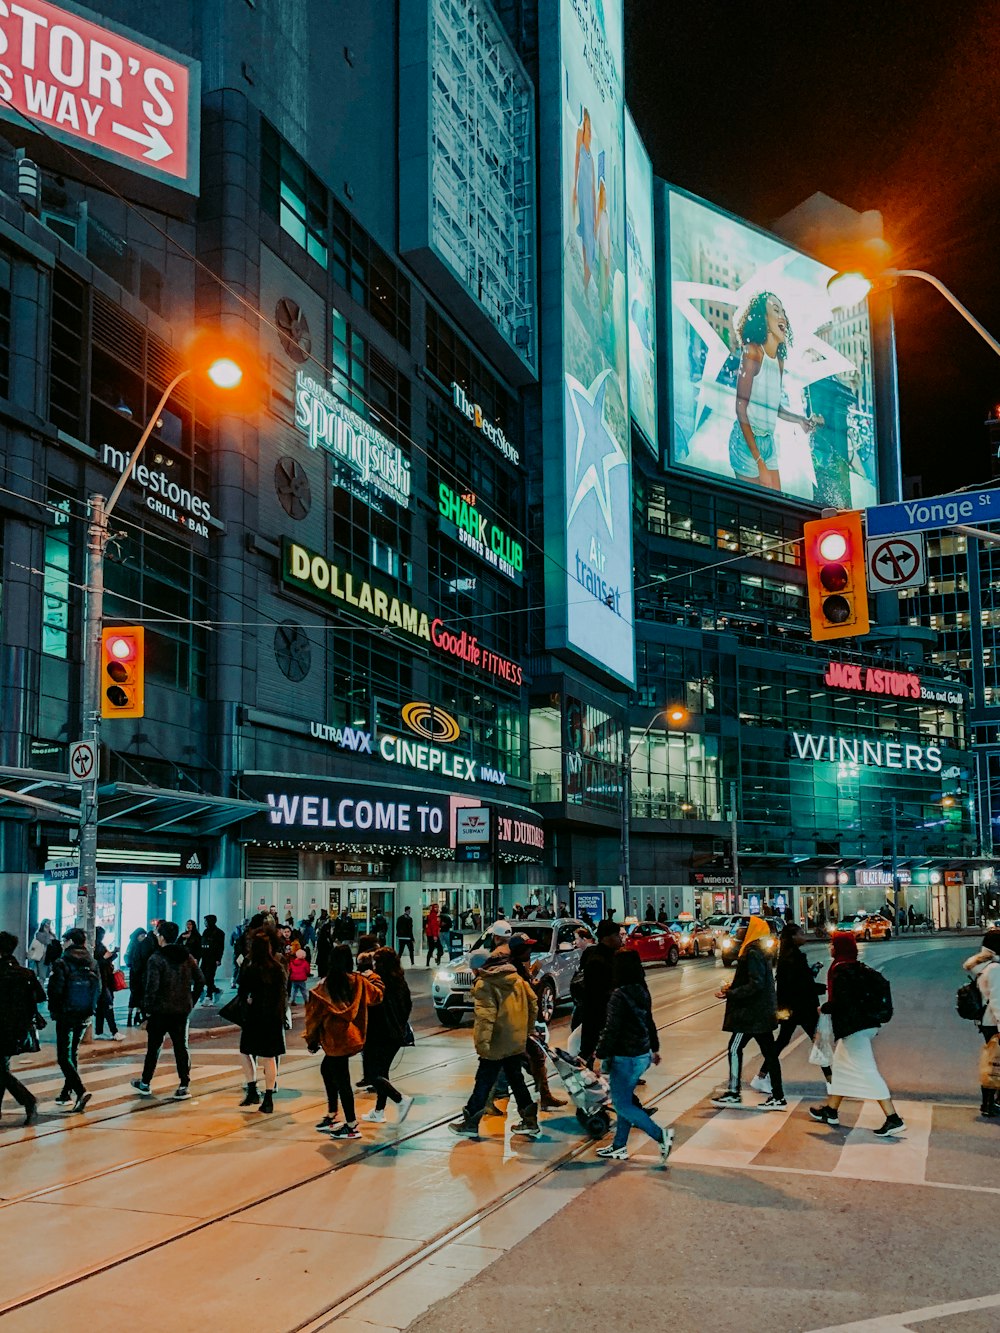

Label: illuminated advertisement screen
[667,190,878,510]
[625,109,657,454]
[556,0,634,686]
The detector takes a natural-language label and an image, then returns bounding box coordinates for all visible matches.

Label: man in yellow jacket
[449,947,540,1139]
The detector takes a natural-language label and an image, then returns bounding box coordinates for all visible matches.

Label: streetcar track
[0,969,728,1317]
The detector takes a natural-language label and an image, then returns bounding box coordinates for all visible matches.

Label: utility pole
[620,750,631,920]
[729,779,740,915]
[76,495,108,945]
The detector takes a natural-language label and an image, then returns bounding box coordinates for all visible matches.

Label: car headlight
[435,970,456,984]
[680,934,690,943]
[721,935,731,946]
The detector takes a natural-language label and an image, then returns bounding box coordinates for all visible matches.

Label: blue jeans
[608,1053,663,1150]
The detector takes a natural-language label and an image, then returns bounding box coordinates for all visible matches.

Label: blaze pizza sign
[0,0,200,192]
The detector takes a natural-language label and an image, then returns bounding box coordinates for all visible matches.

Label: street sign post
[45,859,79,881]
[866,489,1000,537]
[68,740,96,783]
[865,533,927,592]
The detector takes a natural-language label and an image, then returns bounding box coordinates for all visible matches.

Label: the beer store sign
[791,732,943,773]
[451,382,520,467]
[294,371,411,510]
[438,483,523,585]
[281,540,524,687]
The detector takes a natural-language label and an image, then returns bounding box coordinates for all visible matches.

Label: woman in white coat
[963,928,1000,1118]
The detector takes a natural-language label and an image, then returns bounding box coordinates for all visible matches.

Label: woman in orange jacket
[305,943,384,1140]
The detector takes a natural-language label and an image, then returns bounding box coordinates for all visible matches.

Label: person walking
[47,929,100,1112]
[180,919,202,962]
[644,901,656,922]
[809,931,904,1136]
[394,908,414,965]
[124,927,147,1026]
[0,931,45,1125]
[333,910,357,947]
[288,940,311,1005]
[316,911,336,978]
[595,948,673,1164]
[93,926,123,1042]
[372,909,389,946]
[128,921,161,1025]
[448,948,540,1139]
[235,931,287,1113]
[424,904,442,968]
[305,943,384,1140]
[131,922,205,1099]
[962,927,1000,1118]
[360,947,414,1124]
[712,916,786,1110]
[578,918,624,1067]
[26,919,56,986]
[751,922,830,1095]
[200,914,226,1001]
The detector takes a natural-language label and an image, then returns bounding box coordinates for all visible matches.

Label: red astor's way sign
[0,0,199,192]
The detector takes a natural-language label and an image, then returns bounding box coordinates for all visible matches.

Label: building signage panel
[101,442,212,537]
[281,540,524,687]
[456,808,490,845]
[438,483,524,585]
[574,889,605,921]
[865,488,1000,538]
[496,809,545,853]
[855,868,912,887]
[451,383,520,466]
[545,0,635,687]
[624,108,657,454]
[0,0,199,191]
[824,662,963,708]
[866,534,926,592]
[241,776,451,848]
[294,371,411,510]
[377,733,507,786]
[790,732,942,773]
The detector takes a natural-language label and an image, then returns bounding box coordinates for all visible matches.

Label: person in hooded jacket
[236,929,287,1114]
[200,914,226,1000]
[0,931,45,1125]
[449,947,540,1139]
[712,916,786,1110]
[26,919,56,985]
[751,922,830,1096]
[48,929,100,1113]
[130,921,205,1099]
[424,904,443,967]
[809,930,904,1137]
[595,947,673,1164]
[359,947,414,1124]
[93,926,122,1041]
[128,921,161,1024]
[962,927,1000,1118]
[484,935,566,1116]
[305,943,384,1140]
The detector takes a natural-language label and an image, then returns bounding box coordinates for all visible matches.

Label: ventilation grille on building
[245,848,299,878]
[91,291,192,407]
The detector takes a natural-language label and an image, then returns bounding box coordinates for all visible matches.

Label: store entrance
[800,886,840,934]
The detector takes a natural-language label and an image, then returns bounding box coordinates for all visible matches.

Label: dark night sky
[626,0,1000,497]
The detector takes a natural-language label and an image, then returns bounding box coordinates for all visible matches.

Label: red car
[624,922,680,967]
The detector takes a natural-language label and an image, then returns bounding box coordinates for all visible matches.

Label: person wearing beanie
[809,931,904,1137]
[963,929,1000,1118]
[47,928,101,1113]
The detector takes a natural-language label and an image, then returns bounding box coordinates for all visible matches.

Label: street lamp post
[77,359,243,946]
[620,704,688,920]
[829,267,1000,359]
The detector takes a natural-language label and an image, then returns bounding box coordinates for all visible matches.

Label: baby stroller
[534,1024,613,1139]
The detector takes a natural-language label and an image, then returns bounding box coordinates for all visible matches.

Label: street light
[621,704,689,919]
[828,268,1000,360]
[77,352,245,946]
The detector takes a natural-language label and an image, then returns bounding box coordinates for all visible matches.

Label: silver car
[431,918,594,1027]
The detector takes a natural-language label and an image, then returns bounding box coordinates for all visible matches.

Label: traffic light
[101,627,145,717]
[803,512,870,641]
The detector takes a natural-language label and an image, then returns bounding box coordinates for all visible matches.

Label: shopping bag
[808,1012,835,1067]
[979,1035,1000,1090]
[111,969,127,993]
[566,1024,582,1058]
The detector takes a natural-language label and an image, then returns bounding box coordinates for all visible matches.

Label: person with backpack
[809,930,903,1137]
[47,928,100,1112]
[711,916,786,1111]
[359,947,414,1124]
[130,921,205,1099]
[305,943,384,1140]
[961,927,1000,1117]
[0,931,46,1125]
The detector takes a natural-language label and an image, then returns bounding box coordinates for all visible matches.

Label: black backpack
[956,978,987,1023]
[859,964,893,1026]
[62,957,98,1016]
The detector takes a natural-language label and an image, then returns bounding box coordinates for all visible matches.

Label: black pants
[202,959,220,997]
[366,1041,403,1110]
[761,1013,832,1081]
[142,1013,191,1086]
[56,1018,87,1099]
[727,1029,783,1099]
[398,937,414,965]
[466,1054,533,1120]
[320,1054,355,1122]
[95,987,118,1036]
[426,936,442,966]
[0,1055,33,1111]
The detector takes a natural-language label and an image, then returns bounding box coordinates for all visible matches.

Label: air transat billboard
[544,0,634,688]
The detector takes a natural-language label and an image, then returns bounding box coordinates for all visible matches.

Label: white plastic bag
[808,1012,835,1067]
[566,1024,582,1058]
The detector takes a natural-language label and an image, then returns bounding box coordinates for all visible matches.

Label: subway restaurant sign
[281,540,524,687]
[438,483,523,585]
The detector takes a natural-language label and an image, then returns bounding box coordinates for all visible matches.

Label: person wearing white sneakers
[594,948,674,1166]
[360,947,414,1125]
[750,923,829,1097]
[712,917,786,1111]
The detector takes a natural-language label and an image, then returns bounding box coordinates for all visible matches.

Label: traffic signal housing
[101,627,145,718]
[803,512,870,641]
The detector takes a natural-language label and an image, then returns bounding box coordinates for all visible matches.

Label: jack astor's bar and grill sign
[280,540,524,686]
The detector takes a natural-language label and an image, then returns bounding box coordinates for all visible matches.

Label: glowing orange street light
[665,704,689,726]
[207,356,244,390]
[829,268,1000,359]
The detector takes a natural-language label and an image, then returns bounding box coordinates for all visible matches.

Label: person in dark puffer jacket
[712,917,785,1110]
[131,921,204,1100]
[594,948,673,1165]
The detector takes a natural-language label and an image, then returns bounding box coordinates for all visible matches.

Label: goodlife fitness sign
[0,0,199,192]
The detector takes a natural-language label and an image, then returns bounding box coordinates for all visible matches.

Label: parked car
[669,917,717,957]
[430,918,593,1027]
[719,917,782,967]
[623,921,680,967]
[831,914,893,941]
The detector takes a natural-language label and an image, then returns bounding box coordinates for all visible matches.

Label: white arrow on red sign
[0,0,199,192]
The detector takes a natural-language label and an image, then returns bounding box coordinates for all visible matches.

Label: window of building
[331,310,411,443]
[260,119,329,268]
[425,304,516,444]
[0,250,10,398]
[332,202,411,347]
[49,265,86,435]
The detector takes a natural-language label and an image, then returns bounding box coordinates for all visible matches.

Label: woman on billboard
[729,292,824,491]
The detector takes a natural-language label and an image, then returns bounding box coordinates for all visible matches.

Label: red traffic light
[101,627,145,717]
[804,514,870,641]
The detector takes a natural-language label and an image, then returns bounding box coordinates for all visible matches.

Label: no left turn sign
[865,534,927,593]
[69,740,96,782]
